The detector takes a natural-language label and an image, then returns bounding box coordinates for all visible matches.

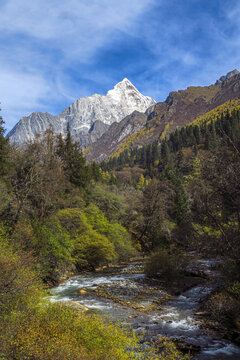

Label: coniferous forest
[0,100,240,359]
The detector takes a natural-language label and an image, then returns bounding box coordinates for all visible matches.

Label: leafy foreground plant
[0,304,191,360]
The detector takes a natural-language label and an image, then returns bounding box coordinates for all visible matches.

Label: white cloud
[0,0,156,129]
[1,0,240,132]
[0,0,155,59]
[0,68,52,130]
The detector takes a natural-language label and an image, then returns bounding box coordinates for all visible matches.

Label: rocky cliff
[8,78,155,146]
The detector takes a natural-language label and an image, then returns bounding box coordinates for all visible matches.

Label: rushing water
[51,260,240,359]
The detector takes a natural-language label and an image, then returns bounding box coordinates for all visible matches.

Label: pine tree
[161,140,170,162]
[186,126,195,146]
[0,108,9,177]
[205,121,217,150]
[152,142,158,163]
[142,148,147,168]
[193,125,201,144]
[205,127,211,150]
[56,133,65,159]
[91,161,101,181]
[56,122,90,188]
[211,121,217,148]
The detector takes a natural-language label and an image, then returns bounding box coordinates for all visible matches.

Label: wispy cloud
[133,0,240,101]
[0,68,50,123]
[0,0,156,129]
[0,0,240,131]
[0,0,154,45]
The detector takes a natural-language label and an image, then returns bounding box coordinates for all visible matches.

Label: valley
[1,69,240,359]
[52,257,240,359]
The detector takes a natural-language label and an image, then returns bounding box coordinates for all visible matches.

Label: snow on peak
[116,78,136,88]
[8,79,156,145]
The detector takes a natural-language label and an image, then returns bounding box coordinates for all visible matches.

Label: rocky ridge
[8,78,155,146]
[85,70,240,162]
[215,69,239,84]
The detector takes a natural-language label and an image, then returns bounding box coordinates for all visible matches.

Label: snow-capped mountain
[8,78,156,146]
[85,69,240,162]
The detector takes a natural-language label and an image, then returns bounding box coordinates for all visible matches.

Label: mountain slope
[85,70,240,162]
[8,79,155,146]
[85,111,148,163]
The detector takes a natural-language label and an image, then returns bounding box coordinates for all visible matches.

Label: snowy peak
[8,79,156,146]
[106,78,155,112]
[107,78,143,97]
[109,78,137,92]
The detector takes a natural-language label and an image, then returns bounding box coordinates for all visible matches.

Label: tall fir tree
[56,123,90,188]
[0,107,9,177]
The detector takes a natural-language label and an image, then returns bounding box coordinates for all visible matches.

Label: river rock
[195,311,206,316]
[77,288,87,295]
[176,341,201,353]
[65,301,88,312]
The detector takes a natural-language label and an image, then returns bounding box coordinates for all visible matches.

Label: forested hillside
[0,110,194,359]
[101,100,240,343]
[101,100,240,274]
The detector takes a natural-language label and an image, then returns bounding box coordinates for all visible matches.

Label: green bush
[57,207,117,269]
[74,229,116,270]
[89,185,125,222]
[228,281,240,300]
[145,248,185,280]
[84,204,135,260]
[1,304,138,360]
[0,180,10,217]
[106,222,135,261]
[0,226,44,317]
[84,204,109,234]
[221,259,240,282]
[11,216,37,252]
[57,208,90,234]
[32,217,74,281]
[204,291,240,327]
[1,301,191,360]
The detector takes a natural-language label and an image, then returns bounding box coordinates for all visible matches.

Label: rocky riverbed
[51,258,240,359]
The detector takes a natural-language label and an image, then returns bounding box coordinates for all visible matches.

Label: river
[51,259,240,359]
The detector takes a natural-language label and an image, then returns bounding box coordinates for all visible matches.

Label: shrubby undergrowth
[0,229,190,360]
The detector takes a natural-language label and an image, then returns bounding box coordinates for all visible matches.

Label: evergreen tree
[186,126,195,146]
[152,142,159,163]
[146,144,152,169]
[193,125,201,144]
[91,161,101,181]
[0,108,9,177]
[56,133,65,159]
[210,121,217,148]
[56,123,90,188]
[161,140,170,162]
[205,127,211,150]
[142,148,147,168]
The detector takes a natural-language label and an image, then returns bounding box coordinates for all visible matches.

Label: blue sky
[1,0,240,131]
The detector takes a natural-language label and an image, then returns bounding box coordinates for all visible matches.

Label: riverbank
[51,256,240,359]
